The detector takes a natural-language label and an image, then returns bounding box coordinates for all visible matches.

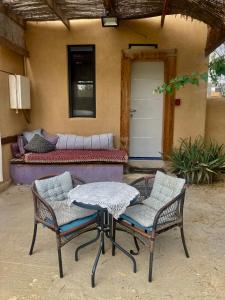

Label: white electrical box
[9,75,31,109]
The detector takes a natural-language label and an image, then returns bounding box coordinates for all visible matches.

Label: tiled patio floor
[0,176,225,299]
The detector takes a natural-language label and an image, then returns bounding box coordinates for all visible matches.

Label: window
[208,43,225,98]
[68,45,96,117]
[128,44,158,50]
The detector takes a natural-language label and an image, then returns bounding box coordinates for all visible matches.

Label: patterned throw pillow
[24,134,55,153]
[23,128,43,143]
[42,130,59,145]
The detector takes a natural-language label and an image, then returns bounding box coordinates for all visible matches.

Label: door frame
[120,48,177,159]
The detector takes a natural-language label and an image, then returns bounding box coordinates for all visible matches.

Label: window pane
[74,83,94,98]
[68,45,96,117]
[208,44,225,98]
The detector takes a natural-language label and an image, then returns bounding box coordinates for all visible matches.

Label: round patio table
[68,181,140,287]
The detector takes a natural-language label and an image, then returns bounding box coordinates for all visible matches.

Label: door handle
[130,109,136,113]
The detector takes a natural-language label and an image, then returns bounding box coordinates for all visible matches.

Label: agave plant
[169,136,225,184]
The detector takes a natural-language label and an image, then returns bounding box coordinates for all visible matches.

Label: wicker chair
[29,174,98,278]
[114,171,189,282]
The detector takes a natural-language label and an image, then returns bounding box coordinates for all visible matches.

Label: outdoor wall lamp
[101,16,119,27]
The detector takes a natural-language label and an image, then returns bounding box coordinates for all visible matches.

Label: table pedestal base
[75,210,137,287]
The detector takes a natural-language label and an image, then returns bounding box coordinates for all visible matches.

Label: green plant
[155,72,208,94]
[155,55,225,94]
[169,136,225,184]
[208,55,225,85]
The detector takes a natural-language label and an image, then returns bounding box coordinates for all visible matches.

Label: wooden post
[120,52,131,151]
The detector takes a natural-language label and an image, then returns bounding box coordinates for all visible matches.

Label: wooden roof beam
[161,0,169,27]
[0,4,25,29]
[205,26,225,57]
[44,0,70,30]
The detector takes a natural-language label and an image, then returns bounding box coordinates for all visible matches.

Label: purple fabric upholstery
[17,135,26,155]
[11,143,22,158]
[42,130,59,145]
[10,163,123,185]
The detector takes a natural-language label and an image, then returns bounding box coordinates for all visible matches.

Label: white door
[129,61,164,158]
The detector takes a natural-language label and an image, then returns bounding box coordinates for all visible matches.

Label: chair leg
[56,235,63,278]
[102,231,105,255]
[112,218,116,256]
[57,247,63,278]
[148,238,155,282]
[180,226,190,258]
[130,236,140,255]
[29,222,38,255]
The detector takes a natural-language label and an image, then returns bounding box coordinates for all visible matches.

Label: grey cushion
[123,204,157,228]
[47,200,96,226]
[35,172,95,226]
[143,171,185,210]
[24,134,55,153]
[35,171,73,202]
[23,128,43,142]
[122,171,185,228]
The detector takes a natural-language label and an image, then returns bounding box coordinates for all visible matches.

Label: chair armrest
[130,175,155,202]
[128,200,144,207]
[31,185,59,231]
[152,188,186,231]
[71,175,86,187]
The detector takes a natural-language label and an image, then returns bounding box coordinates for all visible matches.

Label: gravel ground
[0,177,225,300]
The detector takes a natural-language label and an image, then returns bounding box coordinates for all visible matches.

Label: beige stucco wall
[25,16,208,147]
[0,46,26,188]
[205,98,225,144]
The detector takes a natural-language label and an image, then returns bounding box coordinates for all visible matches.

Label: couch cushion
[17,135,26,155]
[56,133,114,150]
[35,171,73,202]
[11,143,21,158]
[24,134,55,153]
[24,149,128,163]
[23,128,43,143]
[42,130,59,145]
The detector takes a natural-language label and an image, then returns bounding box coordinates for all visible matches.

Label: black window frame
[68,44,96,118]
[128,43,158,49]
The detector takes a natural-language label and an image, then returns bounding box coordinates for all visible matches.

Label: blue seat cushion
[119,213,153,232]
[59,213,97,232]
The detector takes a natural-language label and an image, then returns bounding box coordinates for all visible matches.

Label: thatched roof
[1,1,225,56]
[2,0,225,29]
